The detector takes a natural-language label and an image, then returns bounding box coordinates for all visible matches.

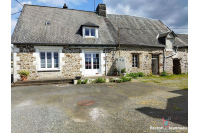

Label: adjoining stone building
[11,4,188,82]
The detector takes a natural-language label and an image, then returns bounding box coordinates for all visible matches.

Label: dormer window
[84,27,96,37]
[81,22,99,38]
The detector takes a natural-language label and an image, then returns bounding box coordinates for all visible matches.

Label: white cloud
[11,19,17,32]
[104,0,188,34]
[11,1,32,14]
[37,0,87,6]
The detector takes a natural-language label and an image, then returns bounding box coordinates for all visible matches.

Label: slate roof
[11,4,187,47]
[174,34,188,47]
[11,5,116,45]
[106,14,170,46]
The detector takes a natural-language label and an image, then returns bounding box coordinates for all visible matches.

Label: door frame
[151,54,159,75]
[82,49,102,77]
[84,52,100,76]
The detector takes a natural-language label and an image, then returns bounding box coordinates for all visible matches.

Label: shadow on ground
[136,89,188,126]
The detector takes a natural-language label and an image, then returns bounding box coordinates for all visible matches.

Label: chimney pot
[63,3,68,9]
[96,4,106,17]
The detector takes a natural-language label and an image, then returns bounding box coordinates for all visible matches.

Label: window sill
[37,68,61,72]
[84,36,97,38]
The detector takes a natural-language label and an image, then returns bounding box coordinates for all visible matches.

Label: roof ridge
[107,13,160,21]
[24,4,96,13]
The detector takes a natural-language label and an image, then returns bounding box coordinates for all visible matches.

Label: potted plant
[19,70,30,81]
[75,75,81,80]
[121,68,126,77]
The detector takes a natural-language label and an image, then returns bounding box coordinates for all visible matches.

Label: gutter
[174,45,188,48]
[12,42,166,48]
[12,43,118,47]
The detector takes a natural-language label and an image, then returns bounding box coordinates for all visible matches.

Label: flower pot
[21,76,27,81]
[75,76,81,80]
[122,73,126,77]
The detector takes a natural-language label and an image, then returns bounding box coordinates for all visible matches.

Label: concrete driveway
[11,81,188,133]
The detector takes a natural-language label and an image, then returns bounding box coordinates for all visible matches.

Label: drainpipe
[105,49,107,76]
[163,49,166,72]
[118,27,120,57]
[12,45,14,83]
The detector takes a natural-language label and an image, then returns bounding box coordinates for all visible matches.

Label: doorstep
[11,78,74,87]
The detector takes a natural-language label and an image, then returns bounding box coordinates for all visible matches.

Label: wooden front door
[152,55,159,75]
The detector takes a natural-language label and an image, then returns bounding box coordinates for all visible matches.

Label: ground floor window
[132,54,139,67]
[40,52,59,69]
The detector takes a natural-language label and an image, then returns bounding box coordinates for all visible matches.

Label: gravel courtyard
[11,81,188,133]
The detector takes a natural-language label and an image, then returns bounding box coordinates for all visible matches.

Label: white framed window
[82,27,98,38]
[40,52,59,69]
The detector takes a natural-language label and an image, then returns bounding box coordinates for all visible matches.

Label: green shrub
[126,72,146,78]
[95,78,106,83]
[19,70,30,77]
[110,79,115,82]
[77,80,81,84]
[160,71,168,76]
[126,73,138,78]
[116,79,123,83]
[121,77,132,82]
[137,72,146,77]
[121,68,126,73]
[126,77,132,81]
[81,79,88,84]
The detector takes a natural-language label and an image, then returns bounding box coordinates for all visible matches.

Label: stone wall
[62,53,82,78]
[178,48,188,74]
[104,46,164,75]
[14,45,83,81]
[13,45,188,82]
[165,48,188,74]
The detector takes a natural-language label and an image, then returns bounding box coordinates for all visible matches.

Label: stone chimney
[96,4,106,17]
[63,3,68,9]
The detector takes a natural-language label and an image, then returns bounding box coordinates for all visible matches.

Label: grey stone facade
[105,47,164,76]
[13,45,188,82]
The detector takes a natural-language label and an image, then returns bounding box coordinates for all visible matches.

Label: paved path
[11,81,188,133]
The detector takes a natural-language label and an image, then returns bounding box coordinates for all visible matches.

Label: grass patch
[152,80,161,83]
[137,73,188,89]
[142,81,149,83]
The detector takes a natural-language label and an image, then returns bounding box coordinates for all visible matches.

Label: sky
[11,0,188,35]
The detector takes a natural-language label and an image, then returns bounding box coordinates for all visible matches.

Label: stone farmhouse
[11,4,188,82]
